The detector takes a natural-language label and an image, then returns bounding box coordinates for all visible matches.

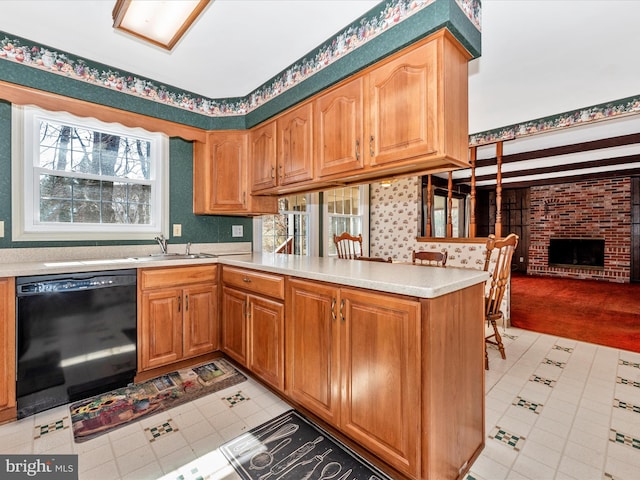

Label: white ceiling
[1,0,640,177]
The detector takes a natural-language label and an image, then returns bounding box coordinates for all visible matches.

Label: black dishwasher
[16,269,137,419]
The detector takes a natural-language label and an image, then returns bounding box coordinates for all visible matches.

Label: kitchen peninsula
[0,250,488,479]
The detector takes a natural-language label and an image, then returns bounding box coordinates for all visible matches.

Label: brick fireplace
[528,177,631,282]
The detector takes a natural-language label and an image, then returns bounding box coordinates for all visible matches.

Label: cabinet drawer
[140,265,217,289]
[222,266,284,299]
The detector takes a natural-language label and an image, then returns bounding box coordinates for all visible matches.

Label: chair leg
[485,344,489,370]
[486,319,506,360]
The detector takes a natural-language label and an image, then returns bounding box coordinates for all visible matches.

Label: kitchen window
[261,195,312,255]
[12,105,168,241]
[254,185,367,257]
[324,185,369,256]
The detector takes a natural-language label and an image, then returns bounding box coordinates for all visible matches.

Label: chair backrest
[483,233,519,318]
[333,232,363,259]
[355,256,392,263]
[412,250,448,267]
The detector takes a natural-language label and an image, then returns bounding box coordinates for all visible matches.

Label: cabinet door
[183,284,218,359]
[340,288,421,477]
[140,288,182,370]
[277,102,314,185]
[315,78,365,177]
[286,279,341,425]
[368,41,438,166]
[0,277,15,421]
[207,131,248,212]
[248,295,285,391]
[250,121,277,192]
[221,287,248,366]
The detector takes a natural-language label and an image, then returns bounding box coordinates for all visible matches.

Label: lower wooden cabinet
[221,267,285,391]
[138,266,218,371]
[0,277,16,423]
[286,278,421,477]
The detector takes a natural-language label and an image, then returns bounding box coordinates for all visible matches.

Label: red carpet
[510,274,640,353]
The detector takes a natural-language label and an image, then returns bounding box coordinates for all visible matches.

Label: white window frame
[323,185,370,257]
[12,105,169,241]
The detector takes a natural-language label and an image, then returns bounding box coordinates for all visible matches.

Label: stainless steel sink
[128,253,217,261]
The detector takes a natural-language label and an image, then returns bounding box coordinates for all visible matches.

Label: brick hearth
[528,177,631,282]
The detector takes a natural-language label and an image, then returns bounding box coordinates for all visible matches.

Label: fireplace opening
[548,238,605,269]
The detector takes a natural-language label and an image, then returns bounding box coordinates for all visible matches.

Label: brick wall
[528,177,631,282]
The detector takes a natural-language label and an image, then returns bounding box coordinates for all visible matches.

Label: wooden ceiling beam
[474,132,640,168]
[469,153,640,183]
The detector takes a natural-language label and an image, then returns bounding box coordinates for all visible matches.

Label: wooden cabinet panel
[420,283,485,480]
[286,279,341,425]
[277,102,314,185]
[0,277,16,423]
[248,295,285,391]
[249,103,313,194]
[221,287,249,366]
[140,265,217,290]
[340,288,420,476]
[368,40,438,166]
[140,288,183,369]
[315,78,365,177]
[222,266,285,391]
[200,131,248,211]
[183,284,218,358]
[286,278,421,478]
[139,266,218,372]
[250,121,277,192]
[194,131,277,215]
[222,266,285,299]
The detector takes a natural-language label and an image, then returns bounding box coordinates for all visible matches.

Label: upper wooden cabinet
[249,121,277,192]
[197,28,470,204]
[367,39,438,166]
[274,29,470,193]
[194,131,277,215]
[315,78,365,177]
[277,102,314,186]
[250,102,314,194]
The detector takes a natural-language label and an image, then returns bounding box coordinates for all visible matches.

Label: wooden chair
[483,233,519,370]
[412,250,448,267]
[356,256,392,263]
[333,232,363,259]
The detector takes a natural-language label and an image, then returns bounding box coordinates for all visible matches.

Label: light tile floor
[1,327,639,480]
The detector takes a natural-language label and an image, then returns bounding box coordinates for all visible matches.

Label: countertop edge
[2,253,490,299]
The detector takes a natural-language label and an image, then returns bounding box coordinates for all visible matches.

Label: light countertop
[221,253,489,298]
[0,248,489,299]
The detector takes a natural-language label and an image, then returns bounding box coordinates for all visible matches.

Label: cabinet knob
[271,166,275,179]
[331,297,337,321]
[369,135,375,157]
[355,139,360,161]
[242,277,252,283]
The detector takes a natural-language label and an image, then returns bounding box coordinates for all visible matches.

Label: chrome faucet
[154,234,168,254]
[185,242,191,255]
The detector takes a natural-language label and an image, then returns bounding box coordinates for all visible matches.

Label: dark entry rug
[220,409,392,480]
[70,358,246,443]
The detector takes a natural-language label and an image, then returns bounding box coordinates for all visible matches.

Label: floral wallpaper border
[0,0,481,119]
[469,94,640,147]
